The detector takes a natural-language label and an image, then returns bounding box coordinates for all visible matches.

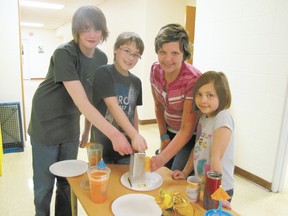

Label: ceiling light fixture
[19,0,64,10]
[21,22,44,27]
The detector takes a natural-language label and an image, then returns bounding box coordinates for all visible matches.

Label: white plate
[49,160,88,177]
[120,172,163,191]
[112,194,162,216]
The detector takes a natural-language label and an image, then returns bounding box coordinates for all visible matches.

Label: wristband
[160,133,170,140]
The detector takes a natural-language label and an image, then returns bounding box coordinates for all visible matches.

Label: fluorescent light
[19,0,64,10]
[21,22,44,27]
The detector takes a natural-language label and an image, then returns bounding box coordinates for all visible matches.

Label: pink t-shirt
[150,61,201,131]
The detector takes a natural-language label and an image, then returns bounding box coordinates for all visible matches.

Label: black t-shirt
[89,64,142,160]
[28,40,107,145]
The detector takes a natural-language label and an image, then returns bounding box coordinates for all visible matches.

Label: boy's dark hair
[154,23,192,61]
[192,71,232,115]
[72,5,109,44]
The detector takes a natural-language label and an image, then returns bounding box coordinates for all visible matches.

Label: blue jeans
[165,133,196,175]
[31,140,78,216]
[226,189,234,202]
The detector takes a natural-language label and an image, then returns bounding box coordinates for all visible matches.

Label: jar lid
[207,171,222,179]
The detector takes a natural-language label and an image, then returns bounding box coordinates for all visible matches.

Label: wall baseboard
[234,166,272,191]
[31,78,45,80]
[138,119,157,125]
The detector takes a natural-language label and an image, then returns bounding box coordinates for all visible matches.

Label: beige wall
[21,28,62,79]
[0,0,22,104]
[193,0,288,192]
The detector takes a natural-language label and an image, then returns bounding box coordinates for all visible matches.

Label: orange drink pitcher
[86,143,103,167]
[87,166,111,203]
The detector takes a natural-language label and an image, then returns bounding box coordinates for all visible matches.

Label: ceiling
[19,0,108,30]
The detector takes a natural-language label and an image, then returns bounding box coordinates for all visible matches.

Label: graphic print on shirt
[104,82,136,133]
[194,121,212,176]
[197,159,207,175]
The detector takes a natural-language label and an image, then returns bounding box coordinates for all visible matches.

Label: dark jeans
[226,189,234,202]
[104,156,130,165]
[164,132,196,175]
[31,140,78,216]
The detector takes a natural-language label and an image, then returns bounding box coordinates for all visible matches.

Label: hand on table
[171,170,187,180]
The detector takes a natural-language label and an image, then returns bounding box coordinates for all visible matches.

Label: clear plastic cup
[80,143,103,190]
[87,166,111,203]
[87,143,103,167]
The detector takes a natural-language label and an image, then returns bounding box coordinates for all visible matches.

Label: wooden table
[67,164,239,216]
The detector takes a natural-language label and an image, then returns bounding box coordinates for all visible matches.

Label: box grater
[128,152,146,187]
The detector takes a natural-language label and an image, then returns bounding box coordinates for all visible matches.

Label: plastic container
[205,209,232,216]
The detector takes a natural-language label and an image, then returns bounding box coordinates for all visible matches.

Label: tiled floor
[0,80,287,215]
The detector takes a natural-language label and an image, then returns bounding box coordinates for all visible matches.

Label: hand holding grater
[128,152,146,187]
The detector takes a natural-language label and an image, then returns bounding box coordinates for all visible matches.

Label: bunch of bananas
[155,189,194,216]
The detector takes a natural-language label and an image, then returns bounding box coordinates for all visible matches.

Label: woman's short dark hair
[192,71,232,115]
[154,23,192,61]
[72,5,109,44]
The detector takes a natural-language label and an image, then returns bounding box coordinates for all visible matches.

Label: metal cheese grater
[128,152,146,187]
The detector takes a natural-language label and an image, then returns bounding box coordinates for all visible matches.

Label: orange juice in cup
[87,167,110,203]
[86,143,103,167]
